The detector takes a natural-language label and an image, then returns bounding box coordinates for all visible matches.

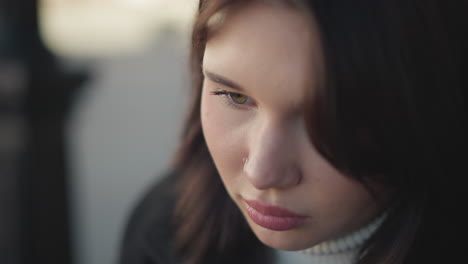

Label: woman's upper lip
[243,199,308,218]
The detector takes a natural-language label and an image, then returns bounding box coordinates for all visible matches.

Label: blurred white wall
[68,30,190,264]
[40,0,196,57]
[40,1,195,264]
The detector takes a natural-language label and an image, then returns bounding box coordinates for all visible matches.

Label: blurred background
[0,0,196,263]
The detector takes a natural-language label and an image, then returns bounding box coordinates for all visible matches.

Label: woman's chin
[248,222,321,251]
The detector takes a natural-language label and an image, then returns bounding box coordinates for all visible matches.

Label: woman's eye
[228,93,248,104]
[209,89,252,107]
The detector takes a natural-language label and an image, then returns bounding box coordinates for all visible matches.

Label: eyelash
[209,89,253,109]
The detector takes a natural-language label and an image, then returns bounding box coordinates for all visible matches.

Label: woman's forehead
[203,2,324,112]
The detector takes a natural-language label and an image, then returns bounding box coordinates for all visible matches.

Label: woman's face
[201,2,384,250]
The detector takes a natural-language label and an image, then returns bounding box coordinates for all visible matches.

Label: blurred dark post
[1,0,87,263]
[0,0,25,262]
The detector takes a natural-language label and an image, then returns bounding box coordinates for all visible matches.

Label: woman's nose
[243,121,302,190]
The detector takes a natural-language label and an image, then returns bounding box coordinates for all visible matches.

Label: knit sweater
[274,212,387,264]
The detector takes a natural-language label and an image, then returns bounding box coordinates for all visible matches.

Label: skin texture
[201,2,384,251]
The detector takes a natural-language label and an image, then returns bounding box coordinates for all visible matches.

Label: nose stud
[242,157,249,167]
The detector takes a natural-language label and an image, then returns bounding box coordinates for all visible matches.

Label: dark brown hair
[171,0,466,263]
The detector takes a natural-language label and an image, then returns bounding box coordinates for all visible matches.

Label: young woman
[120,1,466,264]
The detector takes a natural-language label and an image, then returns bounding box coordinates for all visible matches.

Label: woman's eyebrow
[203,69,245,92]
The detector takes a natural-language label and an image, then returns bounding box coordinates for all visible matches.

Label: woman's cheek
[201,88,250,178]
[201,88,234,146]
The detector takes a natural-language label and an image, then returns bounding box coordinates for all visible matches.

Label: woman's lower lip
[243,201,308,231]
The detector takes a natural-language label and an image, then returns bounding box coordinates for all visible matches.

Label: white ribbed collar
[274,212,388,264]
[301,211,388,255]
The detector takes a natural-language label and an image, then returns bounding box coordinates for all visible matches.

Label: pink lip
[243,199,308,231]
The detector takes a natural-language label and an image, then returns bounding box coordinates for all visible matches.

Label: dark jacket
[118,171,273,264]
